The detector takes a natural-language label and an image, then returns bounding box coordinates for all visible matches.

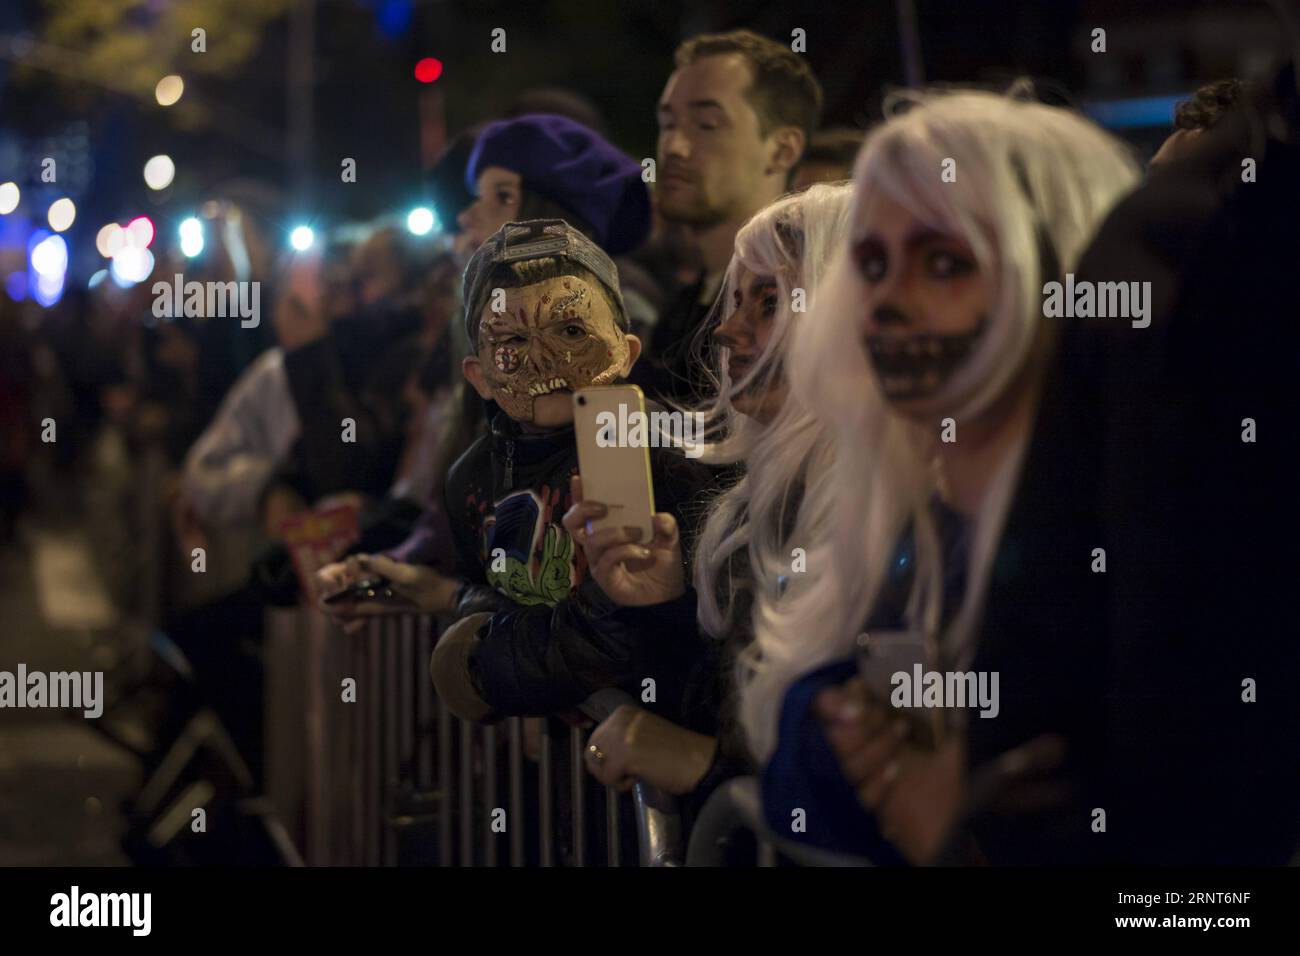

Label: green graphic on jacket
[480,489,577,606]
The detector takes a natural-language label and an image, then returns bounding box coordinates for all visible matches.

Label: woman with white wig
[743,88,1140,864]
[564,182,852,808]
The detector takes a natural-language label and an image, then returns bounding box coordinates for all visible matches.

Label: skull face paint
[852,193,994,412]
[477,276,630,421]
[864,316,988,401]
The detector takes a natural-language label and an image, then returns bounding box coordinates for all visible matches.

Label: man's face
[712,265,786,424]
[465,276,634,427]
[852,193,992,418]
[656,54,773,226]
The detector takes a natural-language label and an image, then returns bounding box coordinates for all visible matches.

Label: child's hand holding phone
[562,475,685,607]
[567,385,684,606]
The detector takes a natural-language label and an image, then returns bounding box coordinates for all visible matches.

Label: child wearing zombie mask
[428,219,713,723]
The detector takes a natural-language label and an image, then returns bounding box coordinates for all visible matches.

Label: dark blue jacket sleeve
[761,659,907,865]
[467,582,703,718]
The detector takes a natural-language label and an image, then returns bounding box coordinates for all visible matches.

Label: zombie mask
[477,276,630,421]
[864,316,988,402]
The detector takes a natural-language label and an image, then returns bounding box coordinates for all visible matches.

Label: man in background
[633,29,823,402]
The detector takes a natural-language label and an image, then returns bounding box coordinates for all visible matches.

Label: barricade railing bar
[264,606,684,866]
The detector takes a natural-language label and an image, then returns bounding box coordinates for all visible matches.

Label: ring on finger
[586,744,606,766]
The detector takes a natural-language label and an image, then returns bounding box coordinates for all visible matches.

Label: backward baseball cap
[461,219,628,348]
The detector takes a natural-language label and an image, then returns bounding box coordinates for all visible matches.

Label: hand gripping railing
[578,688,684,867]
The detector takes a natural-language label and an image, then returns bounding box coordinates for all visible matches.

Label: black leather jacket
[443,410,716,718]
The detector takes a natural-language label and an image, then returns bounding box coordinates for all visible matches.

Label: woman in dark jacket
[744,88,1143,864]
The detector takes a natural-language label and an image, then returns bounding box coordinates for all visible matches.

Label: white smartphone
[572,385,656,542]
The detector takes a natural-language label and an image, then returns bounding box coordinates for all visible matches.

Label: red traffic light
[414,57,443,84]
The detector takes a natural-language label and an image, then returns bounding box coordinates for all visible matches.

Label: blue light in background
[28,229,66,307]
[378,0,412,37]
[5,272,27,301]
[407,206,437,235]
[179,217,204,257]
[289,225,315,251]
[34,272,64,307]
[1082,93,1188,130]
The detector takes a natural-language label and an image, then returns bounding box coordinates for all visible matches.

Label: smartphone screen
[572,385,656,542]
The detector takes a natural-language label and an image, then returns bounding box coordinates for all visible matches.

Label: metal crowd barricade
[264,606,684,866]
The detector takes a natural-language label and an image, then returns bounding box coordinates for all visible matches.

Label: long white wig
[737,89,1142,761]
[687,182,854,638]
